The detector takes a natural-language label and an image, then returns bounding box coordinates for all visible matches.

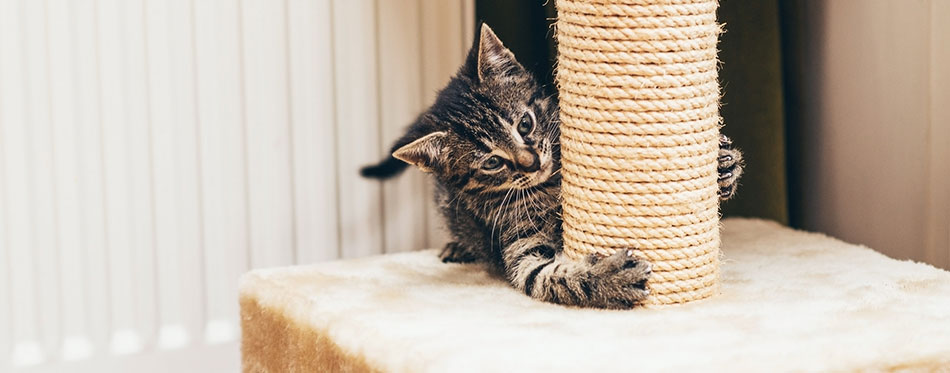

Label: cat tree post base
[239,219,950,372]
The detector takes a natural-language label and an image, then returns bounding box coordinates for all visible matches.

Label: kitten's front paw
[718,134,744,201]
[439,242,486,263]
[584,250,652,309]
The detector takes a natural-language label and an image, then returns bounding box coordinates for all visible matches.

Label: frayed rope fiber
[555,0,723,305]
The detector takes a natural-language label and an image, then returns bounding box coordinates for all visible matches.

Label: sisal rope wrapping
[555,0,722,305]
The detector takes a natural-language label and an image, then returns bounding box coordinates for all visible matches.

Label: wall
[0,0,473,371]
[791,0,949,270]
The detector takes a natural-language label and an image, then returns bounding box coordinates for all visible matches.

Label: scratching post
[556,0,722,304]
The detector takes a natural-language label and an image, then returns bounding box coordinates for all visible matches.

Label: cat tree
[238,0,950,371]
[557,0,721,304]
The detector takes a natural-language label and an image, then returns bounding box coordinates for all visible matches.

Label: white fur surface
[240,218,950,372]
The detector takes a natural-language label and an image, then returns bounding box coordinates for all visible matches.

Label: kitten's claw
[718,134,743,201]
[583,250,652,309]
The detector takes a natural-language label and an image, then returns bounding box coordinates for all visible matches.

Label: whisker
[490,188,514,254]
[520,188,541,235]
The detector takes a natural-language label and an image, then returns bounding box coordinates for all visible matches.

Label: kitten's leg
[438,200,491,263]
[718,134,744,200]
[440,241,488,263]
[504,237,652,309]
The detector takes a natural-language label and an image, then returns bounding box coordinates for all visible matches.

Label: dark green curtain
[715,0,788,224]
[474,1,559,89]
[476,0,791,225]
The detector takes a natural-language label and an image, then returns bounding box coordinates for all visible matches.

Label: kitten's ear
[392,131,447,173]
[475,24,524,83]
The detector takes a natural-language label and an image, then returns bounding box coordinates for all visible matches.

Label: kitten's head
[394,24,559,194]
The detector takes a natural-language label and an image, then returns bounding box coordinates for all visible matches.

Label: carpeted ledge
[239,218,950,372]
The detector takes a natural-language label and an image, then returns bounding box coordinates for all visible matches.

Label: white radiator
[0,0,473,371]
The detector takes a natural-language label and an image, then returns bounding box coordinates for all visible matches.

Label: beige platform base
[239,219,950,372]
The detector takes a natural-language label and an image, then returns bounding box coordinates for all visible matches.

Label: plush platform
[239,219,950,372]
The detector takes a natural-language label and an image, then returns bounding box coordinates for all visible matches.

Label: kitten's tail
[360,155,408,180]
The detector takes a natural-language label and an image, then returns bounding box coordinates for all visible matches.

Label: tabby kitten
[362,24,743,309]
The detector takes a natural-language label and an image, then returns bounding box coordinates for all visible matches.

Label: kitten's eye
[481,155,503,171]
[517,112,534,136]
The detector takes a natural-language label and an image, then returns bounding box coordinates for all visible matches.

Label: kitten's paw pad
[718,135,743,201]
[439,242,483,263]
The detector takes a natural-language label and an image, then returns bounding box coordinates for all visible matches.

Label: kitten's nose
[515,149,540,172]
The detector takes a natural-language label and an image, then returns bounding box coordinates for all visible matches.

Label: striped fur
[362,24,741,309]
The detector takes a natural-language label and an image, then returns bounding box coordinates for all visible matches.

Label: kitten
[362,24,743,309]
